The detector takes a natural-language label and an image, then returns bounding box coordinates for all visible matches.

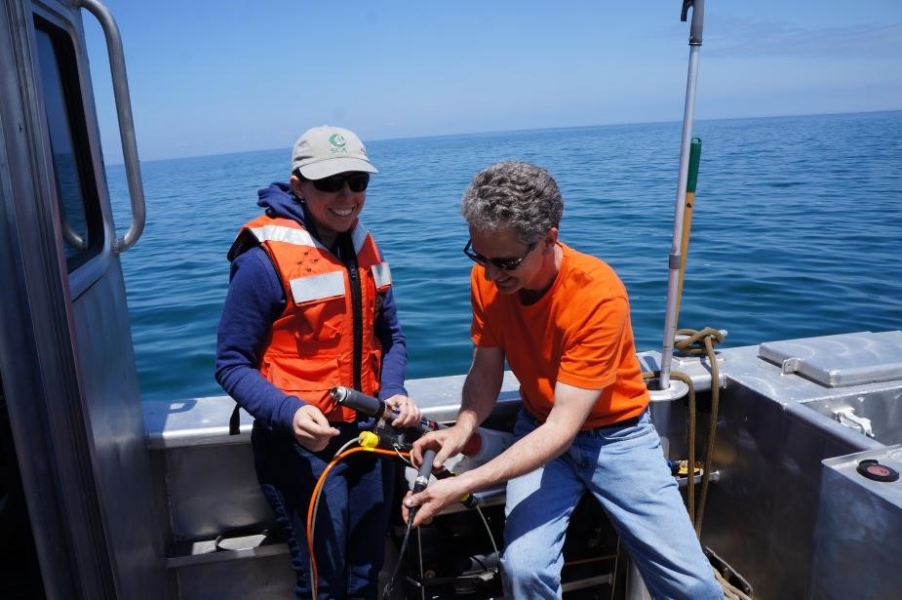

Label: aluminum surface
[758,331,902,388]
[807,446,902,600]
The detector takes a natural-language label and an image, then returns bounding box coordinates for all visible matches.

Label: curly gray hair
[460,161,563,245]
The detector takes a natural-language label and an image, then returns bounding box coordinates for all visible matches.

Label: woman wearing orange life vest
[215,126,420,599]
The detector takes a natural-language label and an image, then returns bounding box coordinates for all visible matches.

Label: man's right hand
[410,424,473,471]
[292,404,339,451]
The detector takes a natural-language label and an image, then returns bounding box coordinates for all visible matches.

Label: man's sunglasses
[310,172,370,193]
[463,238,539,271]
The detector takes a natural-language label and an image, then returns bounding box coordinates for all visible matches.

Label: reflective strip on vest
[371,262,392,288]
[289,271,346,304]
[250,224,317,248]
[351,225,369,254]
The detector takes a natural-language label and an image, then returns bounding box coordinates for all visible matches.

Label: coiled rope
[648,327,751,599]
[673,326,722,536]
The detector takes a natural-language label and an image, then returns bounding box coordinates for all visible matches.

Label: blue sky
[83,0,902,162]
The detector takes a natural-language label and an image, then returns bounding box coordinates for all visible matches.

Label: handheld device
[329,386,443,434]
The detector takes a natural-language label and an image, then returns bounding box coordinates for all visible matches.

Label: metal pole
[659,0,704,391]
[78,0,146,253]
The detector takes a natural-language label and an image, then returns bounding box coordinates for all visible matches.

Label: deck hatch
[758,331,902,387]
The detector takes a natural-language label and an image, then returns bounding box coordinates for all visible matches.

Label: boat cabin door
[0,0,165,598]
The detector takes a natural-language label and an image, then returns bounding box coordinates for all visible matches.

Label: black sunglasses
[463,238,539,271]
[310,172,370,193]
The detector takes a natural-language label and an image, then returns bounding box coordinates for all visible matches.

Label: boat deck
[143,331,902,599]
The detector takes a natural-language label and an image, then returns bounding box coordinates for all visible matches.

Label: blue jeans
[252,422,395,600]
[501,410,723,599]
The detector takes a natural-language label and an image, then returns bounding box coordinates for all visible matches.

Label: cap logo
[328,133,348,154]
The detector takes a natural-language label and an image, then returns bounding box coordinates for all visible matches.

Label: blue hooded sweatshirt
[215,182,408,434]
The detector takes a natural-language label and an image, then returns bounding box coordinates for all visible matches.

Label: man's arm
[406,380,601,526]
[411,345,505,469]
[452,347,506,445]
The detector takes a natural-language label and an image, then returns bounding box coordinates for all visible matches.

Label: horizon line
[108,108,902,167]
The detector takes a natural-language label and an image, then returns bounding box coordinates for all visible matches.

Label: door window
[34,18,103,271]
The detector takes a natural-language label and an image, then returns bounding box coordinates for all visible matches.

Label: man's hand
[401,470,472,527]
[292,404,339,451]
[410,423,473,471]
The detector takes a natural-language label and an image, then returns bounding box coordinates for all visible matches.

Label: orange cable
[306,445,409,598]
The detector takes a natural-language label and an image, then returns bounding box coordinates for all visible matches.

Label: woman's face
[290,172,369,241]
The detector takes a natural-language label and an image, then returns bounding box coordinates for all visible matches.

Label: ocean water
[107,111,902,403]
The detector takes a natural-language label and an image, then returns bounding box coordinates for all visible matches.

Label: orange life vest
[241,215,393,422]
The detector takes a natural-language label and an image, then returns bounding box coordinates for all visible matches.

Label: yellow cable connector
[358,431,380,449]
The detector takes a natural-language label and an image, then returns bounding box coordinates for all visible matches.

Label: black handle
[408,448,437,521]
[329,386,442,434]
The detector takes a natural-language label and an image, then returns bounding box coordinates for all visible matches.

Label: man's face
[467,228,547,295]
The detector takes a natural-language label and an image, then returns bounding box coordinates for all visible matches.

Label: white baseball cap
[291,126,378,180]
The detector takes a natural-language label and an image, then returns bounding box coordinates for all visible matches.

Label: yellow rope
[642,329,751,595]
[672,328,752,596]
[715,568,754,600]
[670,370,696,523]
[644,330,729,526]
[675,327,722,535]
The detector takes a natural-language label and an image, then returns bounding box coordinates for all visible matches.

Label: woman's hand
[384,394,423,429]
[292,404,339,451]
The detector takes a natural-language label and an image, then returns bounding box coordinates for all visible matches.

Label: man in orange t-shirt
[469,241,649,429]
[407,161,721,599]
